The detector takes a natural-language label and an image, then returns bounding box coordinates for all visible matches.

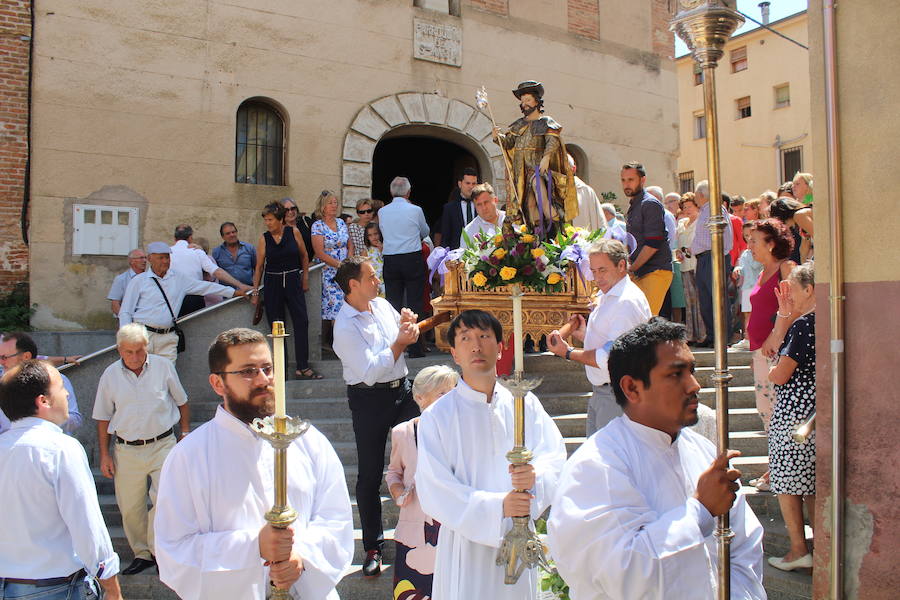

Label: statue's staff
[476,87,522,214]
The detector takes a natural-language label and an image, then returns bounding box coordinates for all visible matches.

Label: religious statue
[492,81,577,238]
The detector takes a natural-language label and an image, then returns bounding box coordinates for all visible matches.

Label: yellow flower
[500,267,517,281]
[518,224,528,233]
[492,247,507,259]
[546,272,563,285]
[493,234,503,245]
[564,225,575,236]
[472,272,488,287]
[531,248,545,258]
[520,233,535,244]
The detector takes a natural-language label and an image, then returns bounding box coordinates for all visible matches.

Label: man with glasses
[92,323,189,576]
[108,248,148,315]
[154,327,353,599]
[0,332,83,435]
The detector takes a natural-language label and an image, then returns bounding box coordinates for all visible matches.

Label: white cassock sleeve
[289,430,355,599]
[547,448,766,600]
[155,444,265,599]
[523,393,568,520]
[415,408,508,548]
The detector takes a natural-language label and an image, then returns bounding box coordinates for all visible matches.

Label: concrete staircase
[101,348,811,599]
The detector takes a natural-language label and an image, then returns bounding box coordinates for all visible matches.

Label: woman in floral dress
[311,190,353,348]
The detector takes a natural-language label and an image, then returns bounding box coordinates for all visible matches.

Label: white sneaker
[731,339,750,350]
[768,554,813,571]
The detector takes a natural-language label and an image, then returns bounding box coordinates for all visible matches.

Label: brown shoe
[362,549,382,578]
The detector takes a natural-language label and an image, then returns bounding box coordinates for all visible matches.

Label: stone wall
[0,0,30,294]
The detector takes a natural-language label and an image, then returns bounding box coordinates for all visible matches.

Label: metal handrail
[58,263,325,372]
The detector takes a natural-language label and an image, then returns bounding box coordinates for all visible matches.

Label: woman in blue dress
[311,190,354,349]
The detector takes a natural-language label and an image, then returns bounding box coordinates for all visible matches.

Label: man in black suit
[437,167,478,249]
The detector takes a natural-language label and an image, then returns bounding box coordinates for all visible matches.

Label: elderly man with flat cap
[492,80,577,237]
[118,242,249,361]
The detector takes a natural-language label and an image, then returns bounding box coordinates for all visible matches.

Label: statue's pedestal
[430,262,593,351]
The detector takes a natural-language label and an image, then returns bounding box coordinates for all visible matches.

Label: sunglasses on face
[285,207,298,213]
[357,208,373,215]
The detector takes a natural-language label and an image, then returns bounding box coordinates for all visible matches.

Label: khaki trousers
[146,330,178,362]
[113,434,175,560]
[633,269,674,316]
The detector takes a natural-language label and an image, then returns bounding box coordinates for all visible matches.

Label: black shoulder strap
[151,277,177,325]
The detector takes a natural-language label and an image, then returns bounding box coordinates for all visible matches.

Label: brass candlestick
[495,372,551,585]
[671,2,744,599]
[251,321,310,599]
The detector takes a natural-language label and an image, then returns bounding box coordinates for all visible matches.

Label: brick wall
[568,0,599,41]
[0,0,30,295]
[467,0,508,17]
[651,0,675,59]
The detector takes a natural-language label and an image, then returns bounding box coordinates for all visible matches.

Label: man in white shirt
[690,180,734,346]
[107,248,147,315]
[547,239,651,436]
[547,318,765,599]
[170,224,250,316]
[154,327,353,599]
[569,155,607,232]
[332,256,421,577]
[0,331,83,434]
[378,176,431,358]
[415,310,567,600]
[0,360,123,599]
[461,182,506,246]
[93,323,190,576]
[119,241,248,361]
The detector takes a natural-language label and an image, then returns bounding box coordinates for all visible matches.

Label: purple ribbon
[603,224,638,255]
[532,168,554,240]
[561,243,593,282]
[427,246,464,285]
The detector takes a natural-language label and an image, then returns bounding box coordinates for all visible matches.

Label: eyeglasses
[357,208,373,215]
[285,207,298,213]
[0,351,22,361]
[214,365,274,379]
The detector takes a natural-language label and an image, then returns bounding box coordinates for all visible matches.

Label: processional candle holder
[670,2,743,599]
[495,284,553,584]
[251,321,311,600]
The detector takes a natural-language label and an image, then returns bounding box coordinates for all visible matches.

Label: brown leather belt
[141,324,175,334]
[115,428,173,446]
[2,568,85,587]
[349,378,405,390]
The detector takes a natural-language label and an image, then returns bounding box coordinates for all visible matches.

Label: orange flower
[492,248,507,259]
[531,248,545,258]
[500,267,517,281]
[520,233,535,244]
[546,272,563,285]
[472,272,488,287]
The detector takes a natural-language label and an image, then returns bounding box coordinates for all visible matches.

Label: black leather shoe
[362,549,382,578]
[122,557,156,575]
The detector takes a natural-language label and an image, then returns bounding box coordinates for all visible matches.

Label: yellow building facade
[26,0,679,329]
[675,11,810,197]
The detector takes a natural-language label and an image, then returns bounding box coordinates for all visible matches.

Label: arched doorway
[341,93,502,229]
[371,134,479,228]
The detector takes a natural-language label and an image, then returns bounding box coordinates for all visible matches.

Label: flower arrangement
[457,223,606,293]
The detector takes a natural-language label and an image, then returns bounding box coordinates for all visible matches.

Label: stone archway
[341,93,505,208]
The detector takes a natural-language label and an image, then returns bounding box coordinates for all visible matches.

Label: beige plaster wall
[675,14,811,198]
[28,0,677,328]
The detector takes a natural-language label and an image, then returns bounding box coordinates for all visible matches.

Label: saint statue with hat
[491,80,577,238]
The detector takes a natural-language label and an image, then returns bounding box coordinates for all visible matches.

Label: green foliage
[0,283,33,331]
[535,518,571,600]
[600,191,618,203]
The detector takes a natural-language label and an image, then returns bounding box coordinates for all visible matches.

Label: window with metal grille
[678,171,694,195]
[774,83,790,108]
[235,101,285,186]
[693,113,706,139]
[693,64,703,86]
[731,46,747,72]
[736,96,752,119]
[781,146,802,183]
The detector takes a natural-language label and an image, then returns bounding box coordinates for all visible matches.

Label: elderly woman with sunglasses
[348,199,376,257]
[280,197,314,259]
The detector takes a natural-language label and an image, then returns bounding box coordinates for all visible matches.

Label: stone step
[552,406,763,439]
[337,564,395,599]
[763,562,813,600]
[734,455,768,484]
[761,518,814,561]
[699,386,757,410]
[729,430,769,457]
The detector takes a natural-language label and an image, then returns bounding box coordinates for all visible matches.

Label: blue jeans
[0,576,97,599]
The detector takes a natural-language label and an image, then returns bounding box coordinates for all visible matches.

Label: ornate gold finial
[270,320,287,338]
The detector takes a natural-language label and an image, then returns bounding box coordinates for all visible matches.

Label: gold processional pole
[252,321,310,600]
[495,284,552,584]
[671,2,743,599]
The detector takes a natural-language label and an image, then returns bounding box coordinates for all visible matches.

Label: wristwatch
[565,347,574,361]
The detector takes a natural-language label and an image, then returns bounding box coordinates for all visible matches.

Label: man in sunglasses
[154,327,353,599]
[92,323,190,576]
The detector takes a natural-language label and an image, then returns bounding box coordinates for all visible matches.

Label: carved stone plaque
[413,18,462,67]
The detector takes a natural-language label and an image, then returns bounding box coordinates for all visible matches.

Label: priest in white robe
[416,310,567,599]
[154,328,353,600]
[547,318,766,599]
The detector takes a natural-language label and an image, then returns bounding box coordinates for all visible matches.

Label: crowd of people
[0,163,818,599]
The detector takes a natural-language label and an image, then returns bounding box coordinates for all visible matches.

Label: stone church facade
[7,0,678,329]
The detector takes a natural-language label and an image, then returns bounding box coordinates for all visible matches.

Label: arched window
[235,100,285,185]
